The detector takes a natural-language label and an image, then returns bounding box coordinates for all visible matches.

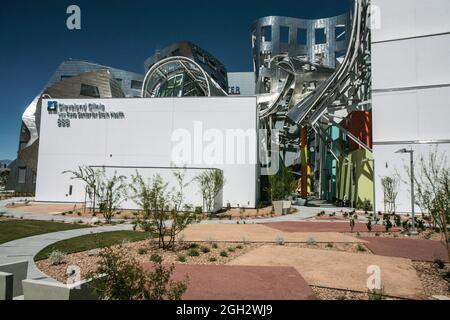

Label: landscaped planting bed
[36,239,261,283]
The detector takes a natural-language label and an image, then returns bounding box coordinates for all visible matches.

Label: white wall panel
[373,86,450,143]
[372,34,450,90]
[372,0,450,43]
[35,97,258,209]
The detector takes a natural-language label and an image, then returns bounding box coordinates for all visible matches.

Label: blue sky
[0,0,350,160]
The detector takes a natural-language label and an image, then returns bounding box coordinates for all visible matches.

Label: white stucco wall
[372,0,450,213]
[35,97,258,209]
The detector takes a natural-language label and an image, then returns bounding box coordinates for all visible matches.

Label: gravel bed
[36,240,262,283]
[413,262,450,297]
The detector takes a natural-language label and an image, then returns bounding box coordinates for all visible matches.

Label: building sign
[228,86,241,95]
[47,101,125,128]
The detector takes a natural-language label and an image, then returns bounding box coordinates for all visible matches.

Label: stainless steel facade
[142,41,228,98]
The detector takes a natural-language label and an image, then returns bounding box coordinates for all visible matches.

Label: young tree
[129,170,198,250]
[194,169,225,213]
[96,171,128,224]
[63,166,99,213]
[408,148,450,261]
[380,175,400,215]
[64,166,127,223]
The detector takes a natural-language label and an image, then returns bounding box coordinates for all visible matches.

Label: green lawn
[0,219,90,245]
[34,231,148,261]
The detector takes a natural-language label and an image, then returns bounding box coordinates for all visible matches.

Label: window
[315,28,326,44]
[261,26,272,42]
[61,75,73,80]
[69,185,73,196]
[131,80,143,90]
[115,78,123,84]
[280,26,289,43]
[335,26,346,41]
[18,167,26,184]
[297,28,307,45]
[80,84,100,98]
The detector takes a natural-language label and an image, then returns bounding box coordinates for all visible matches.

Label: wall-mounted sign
[47,101,125,128]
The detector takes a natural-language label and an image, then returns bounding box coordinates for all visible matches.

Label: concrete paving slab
[143,264,317,300]
[180,224,365,243]
[361,237,449,262]
[228,245,425,299]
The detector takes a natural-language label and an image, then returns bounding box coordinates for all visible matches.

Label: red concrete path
[264,221,393,233]
[143,264,317,300]
[361,237,449,262]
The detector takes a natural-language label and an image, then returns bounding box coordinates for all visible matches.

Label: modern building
[371,0,450,213]
[8,0,449,214]
[7,60,144,193]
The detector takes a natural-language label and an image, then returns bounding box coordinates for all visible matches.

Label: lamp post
[395,148,418,235]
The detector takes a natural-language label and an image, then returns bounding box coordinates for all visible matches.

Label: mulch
[143,264,317,300]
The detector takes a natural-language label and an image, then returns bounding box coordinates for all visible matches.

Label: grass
[34,231,148,261]
[0,219,90,245]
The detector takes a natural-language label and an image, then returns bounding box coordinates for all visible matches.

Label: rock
[87,249,100,257]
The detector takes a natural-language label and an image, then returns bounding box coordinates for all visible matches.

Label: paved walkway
[1,198,349,225]
[362,237,450,262]
[0,198,103,224]
[143,264,317,300]
[180,224,364,243]
[263,221,395,233]
[0,224,132,282]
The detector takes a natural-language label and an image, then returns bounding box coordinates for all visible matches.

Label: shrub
[350,219,356,233]
[394,214,402,227]
[433,258,446,269]
[49,250,66,265]
[209,257,217,262]
[275,235,285,246]
[87,247,188,300]
[189,243,199,249]
[375,232,380,237]
[236,245,243,250]
[137,247,148,255]
[220,250,228,257]
[327,243,334,248]
[187,248,200,257]
[356,244,367,252]
[366,219,372,232]
[368,289,385,300]
[212,243,219,249]
[307,237,317,246]
[177,255,186,263]
[200,246,210,254]
[228,247,236,253]
[384,215,393,232]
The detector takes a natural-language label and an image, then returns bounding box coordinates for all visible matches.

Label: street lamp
[395,148,418,235]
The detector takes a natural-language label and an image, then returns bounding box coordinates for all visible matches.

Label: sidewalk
[0,224,132,282]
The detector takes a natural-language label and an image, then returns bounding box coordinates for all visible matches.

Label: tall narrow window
[261,26,272,42]
[315,28,326,45]
[280,26,289,44]
[297,28,307,45]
